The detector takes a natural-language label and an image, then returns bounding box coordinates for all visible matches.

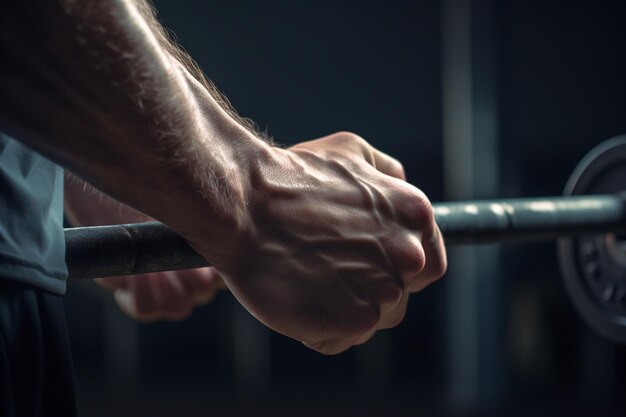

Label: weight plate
[558,135,626,343]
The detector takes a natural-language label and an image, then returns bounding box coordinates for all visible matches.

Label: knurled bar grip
[65,194,626,280]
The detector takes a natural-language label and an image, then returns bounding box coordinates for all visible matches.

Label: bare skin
[64,176,225,321]
[0,0,446,354]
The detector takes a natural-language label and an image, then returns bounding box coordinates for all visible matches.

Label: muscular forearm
[0,0,269,264]
[0,0,447,354]
[64,173,152,226]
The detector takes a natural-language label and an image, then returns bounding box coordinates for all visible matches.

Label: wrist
[122,61,277,268]
[170,125,276,269]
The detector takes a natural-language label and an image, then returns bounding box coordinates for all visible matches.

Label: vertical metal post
[441,0,501,410]
[232,300,272,395]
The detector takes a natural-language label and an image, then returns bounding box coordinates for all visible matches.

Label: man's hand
[65,177,226,321]
[187,132,447,355]
[2,1,444,353]
[96,268,225,321]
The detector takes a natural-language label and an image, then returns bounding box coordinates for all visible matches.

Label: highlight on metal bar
[435,194,626,244]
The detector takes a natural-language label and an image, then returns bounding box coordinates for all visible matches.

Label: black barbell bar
[65,193,626,280]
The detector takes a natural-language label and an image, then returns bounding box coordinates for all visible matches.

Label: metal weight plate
[558,135,626,343]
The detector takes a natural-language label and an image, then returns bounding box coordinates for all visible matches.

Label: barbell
[64,135,626,344]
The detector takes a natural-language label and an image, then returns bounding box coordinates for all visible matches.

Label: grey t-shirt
[0,133,67,294]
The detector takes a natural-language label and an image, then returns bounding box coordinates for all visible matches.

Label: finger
[353,328,376,346]
[335,133,406,180]
[115,275,159,321]
[354,291,410,346]
[116,274,194,321]
[386,179,434,232]
[377,290,409,330]
[409,224,447,293]
[177,267,222,305]
[383,232,426,289]
[95,276,130,292]
[339,266,403,315]
[383,182,446,291]
[155,273,194,320]
[370,148,406,180]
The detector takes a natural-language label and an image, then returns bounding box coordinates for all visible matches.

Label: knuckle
[335,131,364,144]
[390,159,406,179]
[423,228,448,282]
[378,294,409,330]
[392,234,426,283]
[334,131,371,153]
[393,185,435,230]
[407,193,434,227]
[407,241,427,277]
[430,257,448,281]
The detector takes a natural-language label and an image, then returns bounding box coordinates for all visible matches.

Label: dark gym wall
[153,0,444,198]
[497,0,626,412]
[499,0,626,196]
[63,1,626,416]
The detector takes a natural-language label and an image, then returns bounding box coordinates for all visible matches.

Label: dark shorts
[0,280,77,417]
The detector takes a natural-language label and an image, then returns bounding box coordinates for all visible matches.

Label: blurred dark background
[64,0,626,416]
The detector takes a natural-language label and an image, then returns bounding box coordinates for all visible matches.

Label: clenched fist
[188,132,447,354]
